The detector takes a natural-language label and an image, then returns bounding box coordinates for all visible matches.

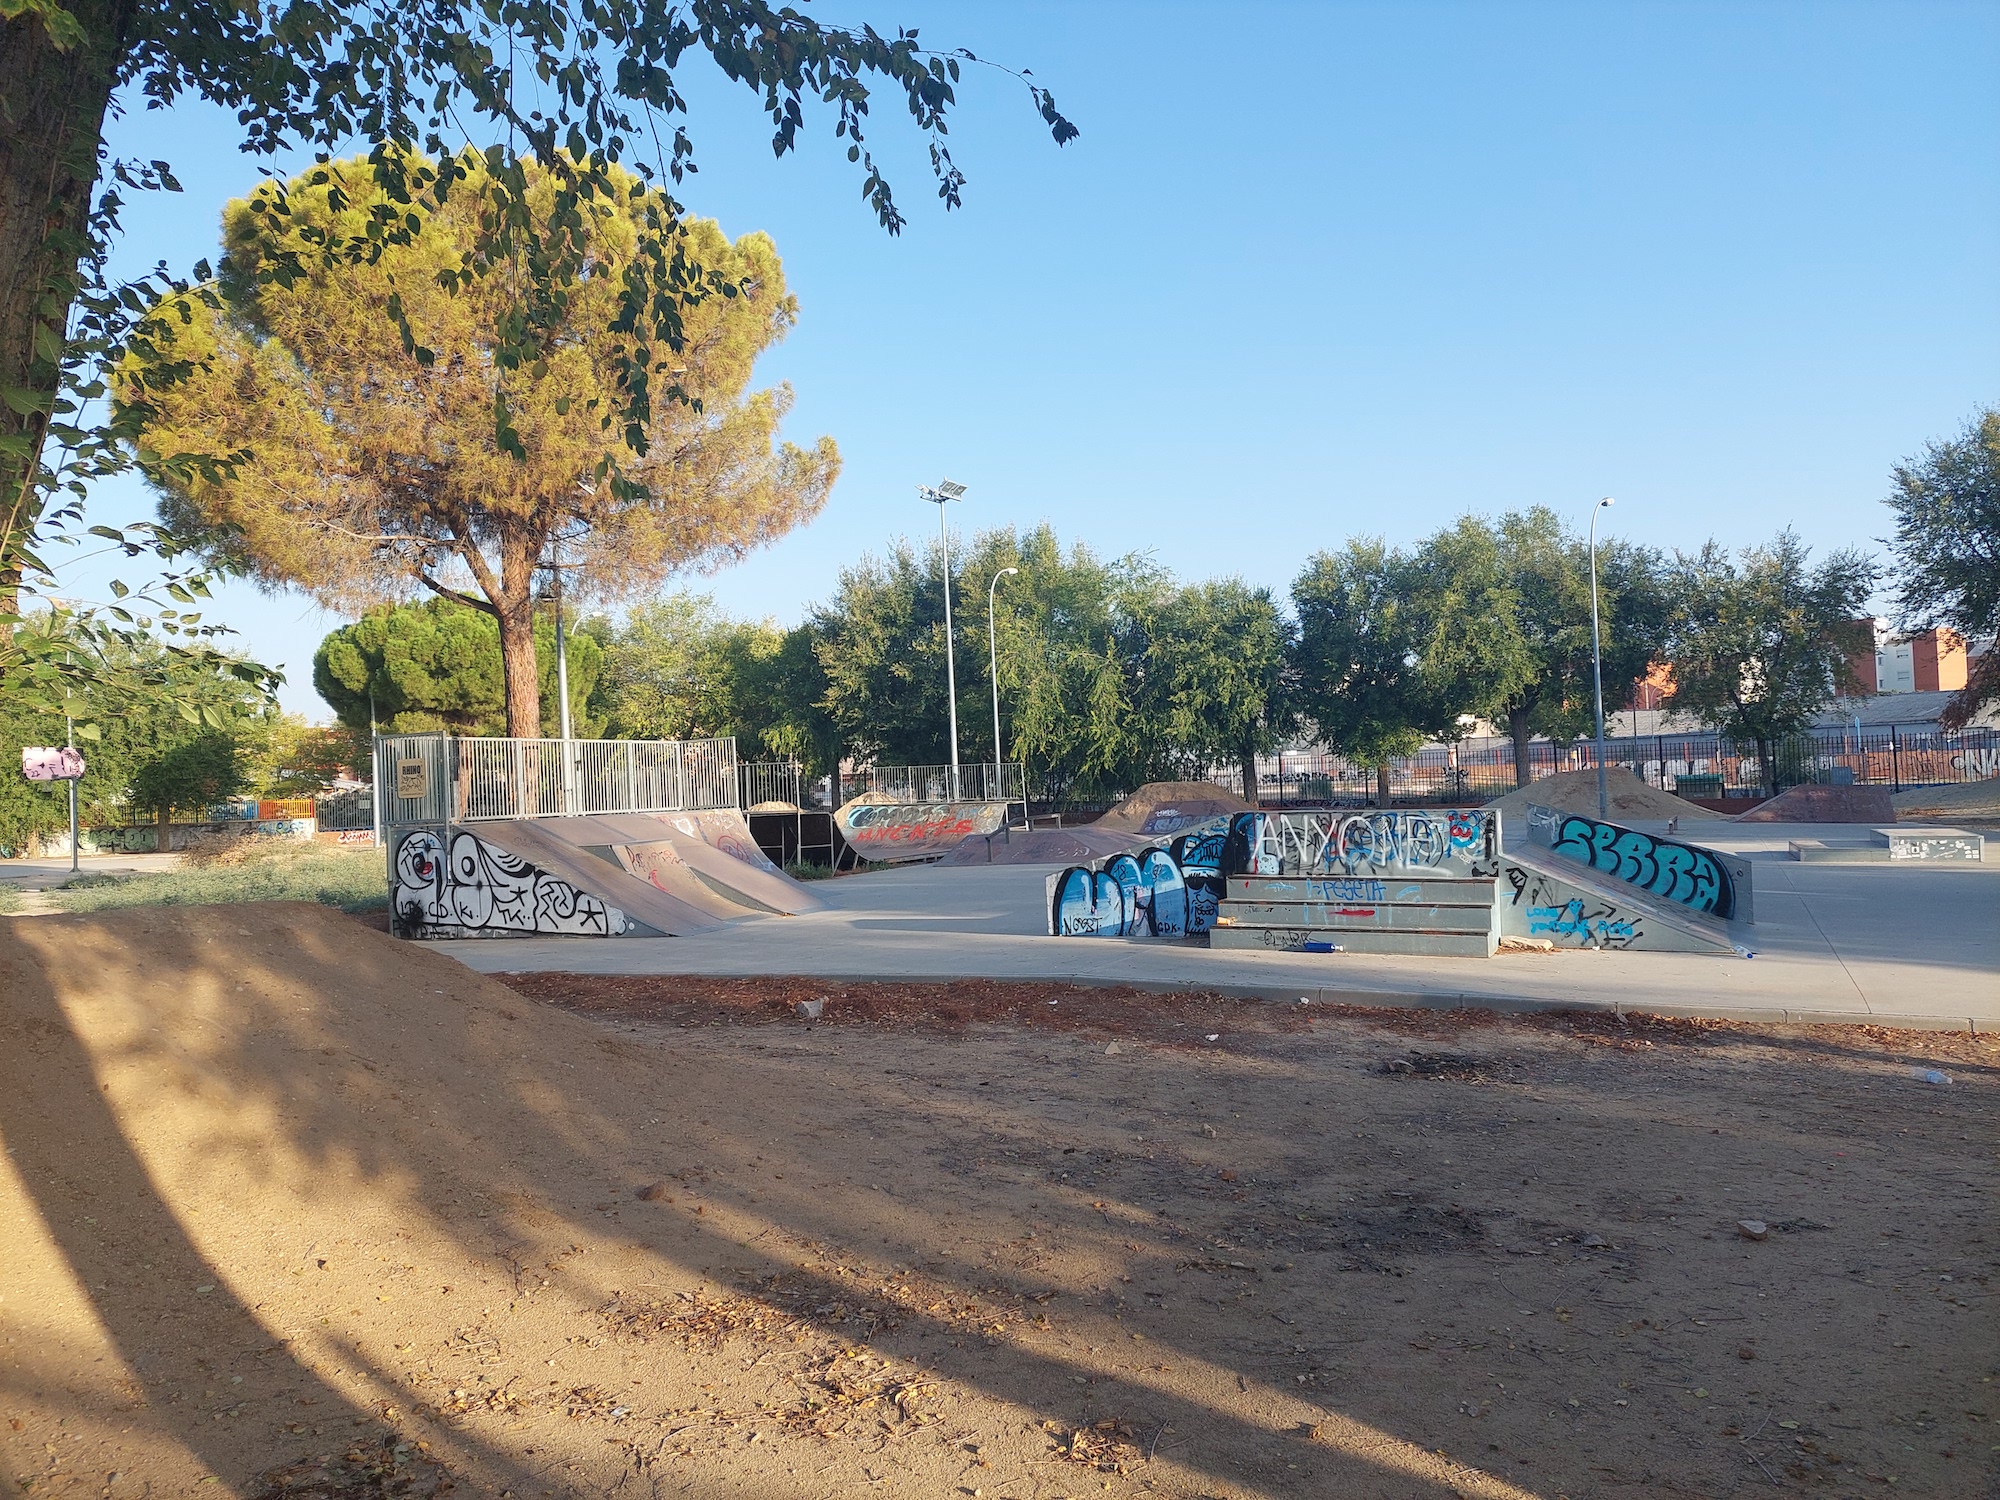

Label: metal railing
[868,762,1025,804]
[740,759,804,810]
[377,734,739,823]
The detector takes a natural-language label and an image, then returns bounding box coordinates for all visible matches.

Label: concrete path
[0,853,183,889]
[444,820,1999,1032]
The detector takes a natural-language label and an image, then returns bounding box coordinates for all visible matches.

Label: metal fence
[740,760,803,810]
[315,787,375,832]
[1210,724,2000,806]
[868,762,1026,804]
[376,734,739,823]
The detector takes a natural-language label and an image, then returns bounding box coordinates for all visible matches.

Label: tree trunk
[1757,735,1774,799]
[1239,738,1261,810]
[1508,706,1534,790]
[155,804,171,854]
[1375,762,1391,809]
[495,532,542,739]
[1,0,134,611]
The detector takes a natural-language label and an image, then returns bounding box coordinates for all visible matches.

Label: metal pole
[1589,496,1615,820]
[988,566,1017,815]
[65,708,77,875]
[938,501,959,798]
[553,534,574,743]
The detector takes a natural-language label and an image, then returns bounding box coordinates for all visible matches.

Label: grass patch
[0,885,19,915]
[782,859,840,881]
[54,841,386,915]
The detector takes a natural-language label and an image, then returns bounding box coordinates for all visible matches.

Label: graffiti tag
[394,829,625,937]
[1547,813,1735,919]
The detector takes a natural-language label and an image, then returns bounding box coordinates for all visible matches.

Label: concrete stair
[1210,874,1498,957]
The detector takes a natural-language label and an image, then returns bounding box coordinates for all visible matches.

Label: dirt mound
[1734,783,1897,823]
[1894,778,2000,820]
[1095,780,1253,835]
[7,906,1994,1500]
[1484,767,1724,825]
[937,826,1141,866]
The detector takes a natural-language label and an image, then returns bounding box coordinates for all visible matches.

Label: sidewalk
[444,822,2000,1032]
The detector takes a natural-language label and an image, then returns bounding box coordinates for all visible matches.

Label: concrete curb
[543,967,1989,1035]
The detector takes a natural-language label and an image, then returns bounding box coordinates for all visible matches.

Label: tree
[811,525,1164,805]
[1132,580,1294,807]
[128,731,247,846]
[0,623,267,853]
[313,598,602,738]
[1662,530,1877,794]
[1290,540,1445,807]
[1482,508,1670,787]
[1403,517,1538,760]
[3,0,1073,714]
[240,713,368,796]
[119,154,836,737]
[1884,408,2000,729]
[595,593,783,742]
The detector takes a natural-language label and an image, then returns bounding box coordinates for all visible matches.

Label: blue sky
[64,0,2000,719]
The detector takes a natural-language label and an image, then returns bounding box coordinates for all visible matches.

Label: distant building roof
[1818,691,1996,731]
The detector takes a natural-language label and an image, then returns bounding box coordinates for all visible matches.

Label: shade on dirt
[1482,766,1722,824]
[4,905,1995,1499]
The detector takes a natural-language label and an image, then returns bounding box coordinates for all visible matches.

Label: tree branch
[415,572,495,616]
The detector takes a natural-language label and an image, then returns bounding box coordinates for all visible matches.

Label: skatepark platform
[388,810,823,939]
[1788,827,1985,864]
[443,820,2000,1033]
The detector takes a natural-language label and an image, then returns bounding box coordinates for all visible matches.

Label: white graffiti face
[393,829,624,937]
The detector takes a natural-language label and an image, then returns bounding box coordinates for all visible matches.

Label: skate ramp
[940,825,1142,866]
[519,810,823,916]
[1496,846,1740,955]
[460,818,731,936]
[1735,784,1897,823]
[1524,804,1754,924]
[629,810,827,915]
[1095,781,1255,836]
[835,799,1010,862]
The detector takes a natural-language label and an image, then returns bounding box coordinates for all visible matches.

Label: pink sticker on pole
[21,746,86,781]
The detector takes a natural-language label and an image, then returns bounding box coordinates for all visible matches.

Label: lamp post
[988,565,1017,806]
[919,479,968,797]
[1589,496,1616,820]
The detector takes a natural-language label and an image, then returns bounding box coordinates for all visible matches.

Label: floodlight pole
[920,480,967,798]
[988,566,1018,809]
[1589,496,1616,821]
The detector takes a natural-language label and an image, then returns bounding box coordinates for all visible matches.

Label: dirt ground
[2,905,1996,1500]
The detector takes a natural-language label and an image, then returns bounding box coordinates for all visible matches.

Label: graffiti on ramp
[393,828,626,938]
[836,800,1008,862]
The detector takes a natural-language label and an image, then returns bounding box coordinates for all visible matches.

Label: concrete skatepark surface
[449,819,2000,1031]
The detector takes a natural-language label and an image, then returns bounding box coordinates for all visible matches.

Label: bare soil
[3,905,1996,1500]
[1483,769,1725,824]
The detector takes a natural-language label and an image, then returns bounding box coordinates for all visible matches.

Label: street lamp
[1589,496,1616,820]
[919,478,968,797]
[988,566,1018,803]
